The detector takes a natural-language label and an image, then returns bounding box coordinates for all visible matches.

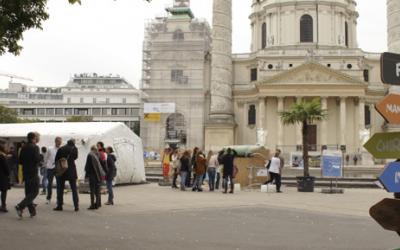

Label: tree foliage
[66,116,93,122]
[0,105,19,123]
[280,98,327,177]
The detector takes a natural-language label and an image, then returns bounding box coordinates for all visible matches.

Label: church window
[261,22,267,49]
[365,105,371,127]
[250,68,258,82]
[268,64,273,69]
[173,29,184,41]
[171,69,183,82]
[347,64,352,69]
[300,15,313,43]
[327,64,331,68]
[248,105,256,126]
[363,69,369,82]
[345,22,349,47]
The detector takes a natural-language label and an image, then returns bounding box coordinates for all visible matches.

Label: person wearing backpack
[105,146,116,205]
[53,139,79,212]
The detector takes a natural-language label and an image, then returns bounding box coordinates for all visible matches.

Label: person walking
[179,150,191,191]
[264,151,282,193]
[192,151,206,192]
[54,139,79,212]
[221,148,237,194]
[85,146,104,210]
[105,146,116,206]
[15,132,41,218]
[207,151,219,191]
[39,147,48,195]
[171,149,180,189]
[45,137,62,204]
[0,140,11,212]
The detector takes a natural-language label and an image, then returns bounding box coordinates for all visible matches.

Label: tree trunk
[302,120,309,177]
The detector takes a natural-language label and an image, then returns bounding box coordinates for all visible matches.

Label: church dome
[249,0,358,51]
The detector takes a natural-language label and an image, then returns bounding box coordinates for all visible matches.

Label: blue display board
[379,162,400,193]
[322,152,343,178]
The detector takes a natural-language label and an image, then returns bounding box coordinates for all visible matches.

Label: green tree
[66,116,93,122]
[0,0,151,55]
[0,105,18,123]
[280,98,327,177]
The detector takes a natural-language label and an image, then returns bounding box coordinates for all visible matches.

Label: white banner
[144,103,176,114]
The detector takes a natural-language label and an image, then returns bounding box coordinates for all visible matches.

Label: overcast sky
[0,0,387,89]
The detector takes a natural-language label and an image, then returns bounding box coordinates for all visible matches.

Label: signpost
[366,52,400,237]
[381,52,400,85]
[363,132,400,159]
[378,162,400,193]
[375,94,400,124]
[369,198,400,236]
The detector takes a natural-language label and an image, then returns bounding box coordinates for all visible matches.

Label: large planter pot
[296,176,315,192]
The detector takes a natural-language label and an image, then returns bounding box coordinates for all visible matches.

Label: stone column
[205,0,234,151]
[209,0,233,122]
[358,98,365,148]
[258,97,266,129]
[295,97,303,148]
[388,0,400,53]
[320,97,328,148]
[340,97,347,148]
[277,97,284,148]
[257,97,266,146]
[388,0,400,94]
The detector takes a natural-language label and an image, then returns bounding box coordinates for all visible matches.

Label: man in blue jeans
[45,137,62,204]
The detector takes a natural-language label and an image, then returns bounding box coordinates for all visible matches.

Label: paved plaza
[0,184,399,250]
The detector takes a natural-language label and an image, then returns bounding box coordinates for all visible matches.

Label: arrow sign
[369,198,400,235]
[363,132,400,159]
[376,94,400,124]
[379,162,400,193]
[381,52,400,85]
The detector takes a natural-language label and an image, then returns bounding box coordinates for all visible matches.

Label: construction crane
[0,73,33,83]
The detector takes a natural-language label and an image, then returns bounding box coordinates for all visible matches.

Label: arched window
[248,105,256,125]
[345,21,349,47]
[300,15,313,43]
[173,29,184,41]
[261,22,267,49]
[166,113,187,144]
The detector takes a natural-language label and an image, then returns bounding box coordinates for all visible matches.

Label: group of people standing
[162,147,239,194]
[0,132,117,218]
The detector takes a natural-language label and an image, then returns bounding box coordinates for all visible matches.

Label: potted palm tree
[280,98,328,192]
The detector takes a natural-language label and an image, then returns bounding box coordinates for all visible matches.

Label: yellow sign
[144,113,161,122]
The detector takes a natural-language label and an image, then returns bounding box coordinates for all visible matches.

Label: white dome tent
[0,122,146,184]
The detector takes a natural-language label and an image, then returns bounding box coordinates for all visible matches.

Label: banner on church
[144,103,176,114]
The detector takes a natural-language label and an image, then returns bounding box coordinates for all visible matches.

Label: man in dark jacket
[54,139,79,212]
[15,132,41,218]
[222,148,237,194]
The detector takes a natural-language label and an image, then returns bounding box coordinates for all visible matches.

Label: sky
[0,0,387,89]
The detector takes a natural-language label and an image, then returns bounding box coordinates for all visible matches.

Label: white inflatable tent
[0,122,146,184]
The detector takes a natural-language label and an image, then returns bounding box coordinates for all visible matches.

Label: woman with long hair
[207,150,219,191]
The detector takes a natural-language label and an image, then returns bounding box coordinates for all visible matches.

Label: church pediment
[259,62,363,85]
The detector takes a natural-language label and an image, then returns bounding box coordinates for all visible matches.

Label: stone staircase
[145,161,163,183]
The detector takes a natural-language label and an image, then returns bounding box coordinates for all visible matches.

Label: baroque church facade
[141,0,394,161]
